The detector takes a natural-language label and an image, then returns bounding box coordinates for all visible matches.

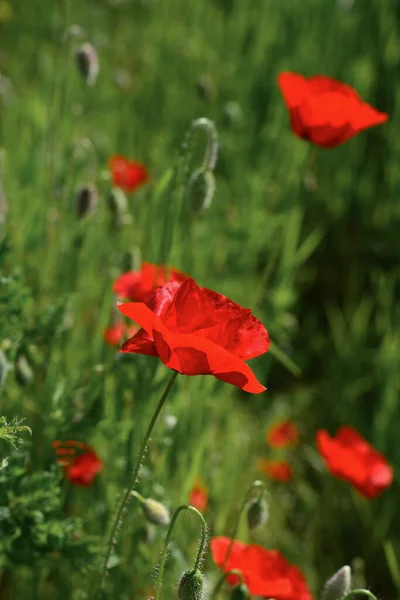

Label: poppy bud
[75,183,98,218]
[107,187,128,228]
[231,583,250,600]
[196,75,216,101]
[187,168,215,215]
[247,496,268,530]
[15,355,34,387]
[178,569,206,600]
[75,42,99,86]
[223,101,242,127]
[142,498,170,526]
[321,566,351,600]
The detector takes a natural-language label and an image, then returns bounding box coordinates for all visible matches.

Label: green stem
[222,480,266,570]
[97,370,178,595]
[211,570,244,600]
[154,504,208,600]
[343,592,377,600]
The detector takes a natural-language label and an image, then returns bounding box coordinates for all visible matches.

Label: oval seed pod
[178,569,206,600]
[75,183,98,219]
[75,42,99,86]
[107,187,128,228]
[231,583,251,600]
[322,566,351,600]
[187,168,215,215]
[142,498,170,526]
[247,496,269,530]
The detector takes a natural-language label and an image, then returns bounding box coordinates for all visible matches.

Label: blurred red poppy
[267,420,299,448]
[257,458,293,482]
[316,426,393,499]
[113,262,187,303]
[189,479,208,512]
[103,321,139,347]
[109,155,149,193]
[277,72,388,148]
[103,322,126,346]
[118,278,269,394]
[211,537,312,600]
[53,440,103,487]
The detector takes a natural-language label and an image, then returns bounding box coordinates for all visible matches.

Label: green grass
[1,0,400,598]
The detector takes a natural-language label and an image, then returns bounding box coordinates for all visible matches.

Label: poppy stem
[342,591,378,600]
[153,504,208,600]
[221,480,266,570]
[210,570,244,600]
[97,370,178,595]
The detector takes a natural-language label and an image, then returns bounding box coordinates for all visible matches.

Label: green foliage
[0,416,31,452]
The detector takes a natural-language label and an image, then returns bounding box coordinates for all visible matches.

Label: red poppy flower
[103,322,126,346]
[257,458,293,482]
[266,420,299,448]
[118,278,269,394]
[316,426,393,499]
[211,537,312,600]
[189,479,208,512]
[113,262,187,303]
[277,72,388,148]
[53,440,103,487]
[109,155,149,193]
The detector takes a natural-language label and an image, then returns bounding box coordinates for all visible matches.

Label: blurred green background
[0,0,399,598]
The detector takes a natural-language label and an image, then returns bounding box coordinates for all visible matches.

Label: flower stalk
[211,570,244,600]
[153,504,208,600]
[97,370,179,594]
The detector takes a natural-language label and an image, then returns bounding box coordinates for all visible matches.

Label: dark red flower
[113,262,187,303]
[267,420,299,448]
[53,440,103,487]
[118,278,269,394]
[277,72,388,148]
[210,537,312,600]
[109,155,149,193]
[316,426,393,499]
[257,458,293,482]
[189,478,208,512]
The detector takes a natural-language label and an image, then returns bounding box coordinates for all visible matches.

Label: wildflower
[316,426,393,498]
[266,420,299,448]
[210,537,312,600]
[113,262,187,303]
[53,440,103,487]
[118,278,270,394]
[189,479,208,513]
[103,321,125,346]
[108,155,149,193]
[142,498,170,526]
[277,71,388,147]
[103,320,138,347]
[75,42,99,86]
[257,458,293,482]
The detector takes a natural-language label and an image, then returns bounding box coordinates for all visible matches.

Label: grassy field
[1,0,400,599]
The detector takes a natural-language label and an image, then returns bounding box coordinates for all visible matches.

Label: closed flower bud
[247,497,268,530]
[178,569,206,600]
[107,187,128,228]
[142,498,170,526]
[322,566,351,600]
[15,355,34,387]
[231,583,250,600]
[75,183,98,218]
[196,75,216,101]
[75,42,99,86]
[187,168,215,215]
[223,101,242,127]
